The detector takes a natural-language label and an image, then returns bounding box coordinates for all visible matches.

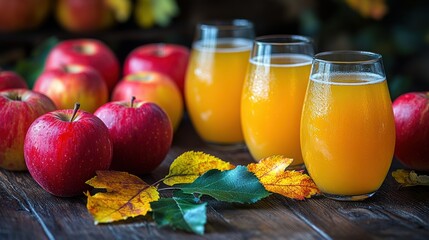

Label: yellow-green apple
[55,0,114,32]
[44,39,120,92]
[94,97,172,174]
[393,92,429,171]
[123,43,190,98]
[0,71,28,90]
[34,64,108,113]
[24,103,112,197]
[0,89,56,171]
[0,0,50,32]
[112,71,183,130]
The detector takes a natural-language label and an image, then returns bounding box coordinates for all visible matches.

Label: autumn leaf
[86,171,159,224]
[345,0,388,20]
[151,191,207,235]
[179,166,271,203]
[163,151,235,186]
[392,169,429,187]
[247,156,320,200]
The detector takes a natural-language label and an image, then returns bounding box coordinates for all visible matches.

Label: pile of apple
[0,38,189,197]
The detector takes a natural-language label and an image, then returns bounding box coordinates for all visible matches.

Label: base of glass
[287,163,306,171]
[322,191,376,201]
[205,141,247,151]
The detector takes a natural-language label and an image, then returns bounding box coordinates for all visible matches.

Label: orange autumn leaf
[85,171,159,224]
[247,156,320,200]
[345,0,388,20]
[163,151,235,186]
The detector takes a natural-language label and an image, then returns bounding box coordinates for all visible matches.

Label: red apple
[24,104,112,197]
[0,89,56,171]
[393,92,429,171]
[0,0,50,32]
[45,39,120,92]
[0,71,28,90]
[55,0,114,33]
[94,97,172,174]
[112,71,183,130]
[34,64,108,113]
[123,43,190,97]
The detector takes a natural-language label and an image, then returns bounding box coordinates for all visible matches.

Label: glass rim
[314,50,382,64]
[254,34,313,46]
[197,19,254,31]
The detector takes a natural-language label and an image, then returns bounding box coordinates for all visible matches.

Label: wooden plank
[1,120,429,239]
[0,171,47,240]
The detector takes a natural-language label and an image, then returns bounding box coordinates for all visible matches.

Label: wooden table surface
[1,118,429,240]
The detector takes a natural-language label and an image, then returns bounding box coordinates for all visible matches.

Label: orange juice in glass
[185,20,254,149]
[301,51,395,201]
[241,35,313,169]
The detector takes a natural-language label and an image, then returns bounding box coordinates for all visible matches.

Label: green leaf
[178,166,271,203]
[14,37,59,88]
[151,192,207,235]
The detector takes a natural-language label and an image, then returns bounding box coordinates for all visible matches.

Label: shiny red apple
[0,71,28,91]
[34,64,108,113]
[123,43,190,97]
[112,71,183,130]
[393,92,429,171]
[45,39,120,92]
[24,104,112,197]
[94,97,172,174]
[0,0,50,32]
[55,0,114,32]
[0,89,56,171]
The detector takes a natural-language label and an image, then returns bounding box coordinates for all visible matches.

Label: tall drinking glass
[185,20,254,150]
[300,51,395,201]
[241,35,314,169]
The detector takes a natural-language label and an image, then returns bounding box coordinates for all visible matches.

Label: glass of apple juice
[185,19,254,150]
[300,51,396,201]
[241,35,314,169]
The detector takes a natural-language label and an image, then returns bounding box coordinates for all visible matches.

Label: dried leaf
[179,166,271,203]
[247,156,320,200]
[86,171,159,224]
[392,169,429,187]
[163,151,235,186]
[151,191,207,235]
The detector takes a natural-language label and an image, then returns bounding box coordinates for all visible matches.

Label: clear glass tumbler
[241,35,314,169]
[300,51,396,201]
[185,19,254,150]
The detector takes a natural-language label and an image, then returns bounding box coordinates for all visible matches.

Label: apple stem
[16,95,21,101]
[130,96,136,108]
[156,43,165,57]
[70,103,80,122]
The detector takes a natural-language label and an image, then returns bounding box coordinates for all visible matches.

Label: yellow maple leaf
[392,169,429,187]
[86,171,159,224]
[247,156,320,200]
[163,151,235,186]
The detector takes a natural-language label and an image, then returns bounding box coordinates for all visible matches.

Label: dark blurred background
[0,0,428,99]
